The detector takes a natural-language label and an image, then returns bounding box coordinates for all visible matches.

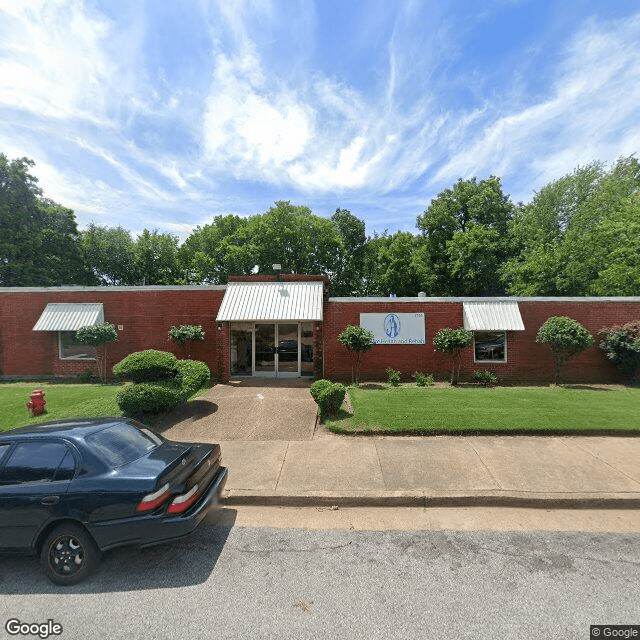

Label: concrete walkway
[156,381,640,509]
[220,436,640,508]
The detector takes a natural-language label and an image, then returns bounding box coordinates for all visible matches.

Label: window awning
[217,282,323,322]
[33,303,104,331]
[463,301,525,331]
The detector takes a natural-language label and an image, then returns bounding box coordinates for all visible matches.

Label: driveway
[155,378,318,442]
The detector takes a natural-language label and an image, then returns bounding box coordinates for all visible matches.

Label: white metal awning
[33,303,104,331]
[217,282,323,322]
[462,301,525,331]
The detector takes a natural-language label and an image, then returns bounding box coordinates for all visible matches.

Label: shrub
[310,380,346,419]
[317,383,346,419]
[433,327,473,385]
[386,367,401,386]
[116,383,184,417]
[176,359,211,398]
[413,372,434,387]
[599,321,640,383]
[337,325,376,384]
[75,323,118,346]
[536,316,593,384]
[168,325,205,358]
[310,379,334,401]
[474,370,498,386]
[113,350,178,383]
[75,323,118,382]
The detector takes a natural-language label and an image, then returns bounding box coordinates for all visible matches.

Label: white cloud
[0,0,116,122]
[203,51,312,170]
[431,13,640,195]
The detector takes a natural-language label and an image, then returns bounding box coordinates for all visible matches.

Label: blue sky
[1,0,639,240]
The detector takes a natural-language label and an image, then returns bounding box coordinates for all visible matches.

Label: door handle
[41,496,60,505]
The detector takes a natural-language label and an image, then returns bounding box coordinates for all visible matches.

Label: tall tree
[361,231,427,296]
[80,224,138,285]
[134,229,183,285]
[179,214,253,284]
[417,176,515,296]
[248,201,343,275]
[503,157,640,296]
[0,154,92,286]
[330,208,367,296]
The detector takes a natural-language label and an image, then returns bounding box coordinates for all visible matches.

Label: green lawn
[0,383,124,432]
[325,383,640,434]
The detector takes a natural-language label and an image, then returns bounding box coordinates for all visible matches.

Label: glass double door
[230,322,314,377]
[255,323,299,377]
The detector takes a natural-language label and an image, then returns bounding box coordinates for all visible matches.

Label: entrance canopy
[33,303,104,331]
[462,301,525,331]
[217,281,323,322]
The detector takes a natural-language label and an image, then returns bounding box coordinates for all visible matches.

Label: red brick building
[1,276,638,384]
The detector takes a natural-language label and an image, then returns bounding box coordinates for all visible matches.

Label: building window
[58,331,96,360]
[474,331,506,362]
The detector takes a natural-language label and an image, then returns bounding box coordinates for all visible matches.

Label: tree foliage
[168,325,205,358]
[361,231,427,296]
[417,176,515,296]
[599,321,640,383]
[134,229,183,285]
[1,154,94,286]
[330,208,367,296]
[2,150,638,300]
[80,224,137,286]
[337,325,376,383]
[433,328,473,385]
[503,157,640,296]
[75,323,118,382]
[536,316,593,384]
[81,224,183,285]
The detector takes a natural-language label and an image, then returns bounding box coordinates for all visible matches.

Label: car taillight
[137,483,171,512]
[168,484,200,514]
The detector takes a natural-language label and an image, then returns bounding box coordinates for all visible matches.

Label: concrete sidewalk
[219,435,640,509]
[156,381,640,509]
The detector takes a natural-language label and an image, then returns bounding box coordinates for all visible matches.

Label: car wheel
[40,523,101,586]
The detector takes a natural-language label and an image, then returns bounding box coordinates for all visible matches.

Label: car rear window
[0,442,73,485]
[85,423,160,468]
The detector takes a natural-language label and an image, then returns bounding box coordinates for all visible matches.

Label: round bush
[113,350,179,383]
[116,383,184,417]
[317,383,346,419]
[176,359,211,399]
[310,379,333,402]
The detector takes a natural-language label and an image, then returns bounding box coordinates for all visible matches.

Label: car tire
[40,523,101,586]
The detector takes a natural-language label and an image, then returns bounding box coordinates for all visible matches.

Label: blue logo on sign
[384,314,400,338]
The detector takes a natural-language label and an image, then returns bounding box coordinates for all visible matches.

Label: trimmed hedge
[310,379,346,419]
[176,359,211,399]
[113,350,211,417]
[116,383,184,417]
[113,350,178,382]
[310,379,334,401]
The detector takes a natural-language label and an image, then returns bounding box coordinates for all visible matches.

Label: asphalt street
[1,519,638,640]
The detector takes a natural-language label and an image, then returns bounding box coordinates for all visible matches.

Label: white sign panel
[360,313,425,345]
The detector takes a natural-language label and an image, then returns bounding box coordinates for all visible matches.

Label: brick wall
[0,287,225,380]
[2,286,639,384]
[323,298,640,384]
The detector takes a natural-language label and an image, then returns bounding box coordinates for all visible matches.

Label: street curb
[222,490,640,510]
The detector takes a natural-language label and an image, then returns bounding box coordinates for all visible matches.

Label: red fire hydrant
[27,389,46,416]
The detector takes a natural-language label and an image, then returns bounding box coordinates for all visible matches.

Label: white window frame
[58,331,97,361]
[473,331,507,363]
